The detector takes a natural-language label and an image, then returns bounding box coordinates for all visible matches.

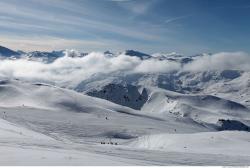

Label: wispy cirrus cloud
[165,14,193,24]
[109,0,133,2]
[0,34,160,53]
[1,0,249,54]
[0,0,159,40]
[113,0,155,15]
[0,0,162,52]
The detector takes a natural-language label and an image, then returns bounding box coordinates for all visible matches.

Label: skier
[3,112,6,119]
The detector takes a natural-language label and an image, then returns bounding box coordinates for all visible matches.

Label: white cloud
[0,51,180,87]
[115,0,153,15]
[0,51,249,89]
[134,59,180,73]
[183,52,250,71]
[0,0,160,42]
[110,0,133,2]
[165,15,192,24]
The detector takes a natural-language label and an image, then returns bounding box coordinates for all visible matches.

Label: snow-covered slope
[0,118,143,166]
[204,71,250,108]
[1,47,250,165]
[79,70,248,111]
[0,79,226,165]
[141,87,250,130]
[1,79,250,165]
[129,131,250,156]
[0,79,209,141]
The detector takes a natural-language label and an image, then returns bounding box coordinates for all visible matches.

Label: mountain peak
[0,45,20,57]
[123,50,151,59]
[152,52,183,58]
[104,50,114,56]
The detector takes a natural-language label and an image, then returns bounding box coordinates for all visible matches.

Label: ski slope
[129,131,250,156]
[1,79,250,165]
[0,119,143,166]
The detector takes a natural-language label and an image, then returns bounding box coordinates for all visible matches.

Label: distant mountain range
[0,45,203,61]
[1,44,250,165]
[1,45,249,111]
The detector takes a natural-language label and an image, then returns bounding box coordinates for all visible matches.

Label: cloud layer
[0,51,249,88]
[184,52,250,71]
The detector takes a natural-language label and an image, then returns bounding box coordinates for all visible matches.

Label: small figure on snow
[2,111,6,119]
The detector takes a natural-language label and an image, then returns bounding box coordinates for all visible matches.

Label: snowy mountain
[75,69,249,111]
[0,45,20,58]
[122,50,152,59]
[86,83,148,110]
[25,50,89,63]
[0,46,250,165]
[24,51,65,63]
[1,79,250,165]
[152,52,208,64]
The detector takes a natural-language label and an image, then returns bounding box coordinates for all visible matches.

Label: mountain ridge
[0,45,20,57]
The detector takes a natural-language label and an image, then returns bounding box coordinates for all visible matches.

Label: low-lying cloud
[0,51,179,87]
[0,51,249,88]
[184,52,250,71]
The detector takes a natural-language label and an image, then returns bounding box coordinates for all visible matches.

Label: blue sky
[0,0,250,54]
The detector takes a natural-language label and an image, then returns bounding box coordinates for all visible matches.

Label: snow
[129,131,250,156]
[0,119,137,166]
[0,48,250,165]
[0,79,250,165]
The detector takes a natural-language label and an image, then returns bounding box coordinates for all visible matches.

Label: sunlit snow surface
[0,79,250,166]
[0,50,250,165]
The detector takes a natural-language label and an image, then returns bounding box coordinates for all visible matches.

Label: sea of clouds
[0,50,249,88]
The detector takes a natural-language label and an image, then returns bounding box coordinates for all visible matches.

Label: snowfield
[0,48,250,165]
[0,79,250,165]
[129,131,250,156]
[0,119,137,166]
